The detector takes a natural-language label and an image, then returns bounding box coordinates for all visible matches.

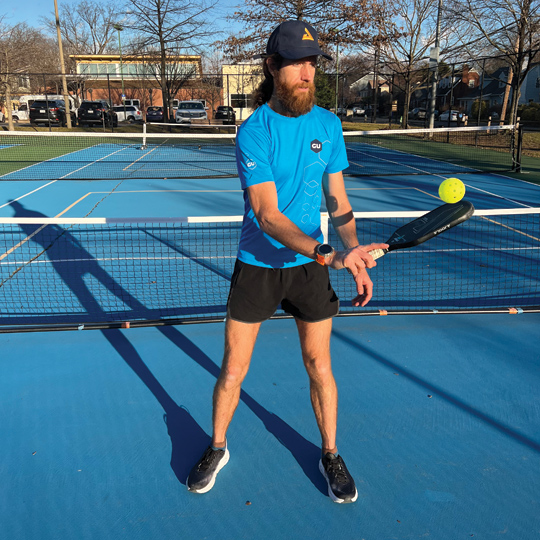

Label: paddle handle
[345,247,388,274]
[368,248,388,261]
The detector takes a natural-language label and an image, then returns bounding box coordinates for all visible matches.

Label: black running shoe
[319,452,358,503]
[187,444,230,494]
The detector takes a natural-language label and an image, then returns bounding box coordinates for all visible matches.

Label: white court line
[0,145,139,261]
[0,181,58,209]
[347,142,532,208]
[0,141,134,208]
[57,144,137,179]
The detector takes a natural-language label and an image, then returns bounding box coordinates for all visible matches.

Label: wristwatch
[315,243,335,266]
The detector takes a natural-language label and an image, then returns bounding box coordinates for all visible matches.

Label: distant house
[349,73,390,102]
[519,63,540,104]
[437,65,480,111]
[459,67,510,115]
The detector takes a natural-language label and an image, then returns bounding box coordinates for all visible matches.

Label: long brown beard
[273,74,316,117]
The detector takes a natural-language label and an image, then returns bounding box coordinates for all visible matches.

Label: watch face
[318,244,334,255]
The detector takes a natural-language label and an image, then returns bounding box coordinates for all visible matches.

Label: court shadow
[7,201,209,485]
[102,329,209,485]
[7,201,326,492]
[333,329,540,455]
[159,326,327,495]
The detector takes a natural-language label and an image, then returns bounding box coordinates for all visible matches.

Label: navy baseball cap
[254,20,332,61]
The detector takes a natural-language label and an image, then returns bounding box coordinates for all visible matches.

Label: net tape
[0,124,519,181]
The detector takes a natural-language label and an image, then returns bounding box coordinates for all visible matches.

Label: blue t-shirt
[235,103,349,268]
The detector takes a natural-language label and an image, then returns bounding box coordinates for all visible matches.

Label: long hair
[252,54,283,109]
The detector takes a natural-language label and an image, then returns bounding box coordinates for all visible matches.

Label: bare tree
[1,22,59,74]
[121,0,219,122]
[221,0,399,62]
[0,21,60,128]
[42,1,119,63]
[374,0,444,126]
[446,0,540,124]
[40,0,119,105]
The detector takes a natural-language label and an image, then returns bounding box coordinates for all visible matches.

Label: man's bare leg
[295,317,337,454]
[212,317,261,447]
[296,317,358,503]
[187,317,261,493]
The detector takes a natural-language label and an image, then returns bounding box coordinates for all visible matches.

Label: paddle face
[386,201,474,252]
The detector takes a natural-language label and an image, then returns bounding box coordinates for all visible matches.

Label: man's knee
[303,354,333,382]
[218,362,249,391]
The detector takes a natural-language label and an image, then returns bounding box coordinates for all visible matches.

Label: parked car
[146,106,164,123]
[213,105,236,124]
[352,105,366,116]
[113,105,143,123]
[175,101,208,124]
[439,110,459,122]
[12,104,29,122]
[29,100,76,126]
[77,100,117,127]
[409,107,427,120]
[336,107,348,116]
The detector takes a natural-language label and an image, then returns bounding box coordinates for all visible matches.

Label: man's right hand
[328,244,389,307]
[328,243,389,275]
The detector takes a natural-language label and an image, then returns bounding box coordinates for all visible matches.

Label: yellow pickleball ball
[439,177,466,204]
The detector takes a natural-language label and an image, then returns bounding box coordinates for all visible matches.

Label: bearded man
[187,20,387,503]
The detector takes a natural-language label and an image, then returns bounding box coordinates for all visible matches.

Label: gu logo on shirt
[310,139,322,153]
[246,159,257,170]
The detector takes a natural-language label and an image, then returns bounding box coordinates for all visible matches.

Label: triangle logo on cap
[302,28,314,41]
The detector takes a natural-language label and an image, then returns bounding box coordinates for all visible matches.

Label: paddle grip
[368,248,388,261]
[345,248,388,274]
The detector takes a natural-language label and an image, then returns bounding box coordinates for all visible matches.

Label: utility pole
[372,45,380,124]
[1,52,14,131]
[114,24,127,122]
[54,0,72,128]
[332,29,340,118]
[428,0,442,130]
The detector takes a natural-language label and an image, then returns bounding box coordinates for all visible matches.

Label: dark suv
[77,101,118,127]
[213,105,236,125]
[29,100,76,127]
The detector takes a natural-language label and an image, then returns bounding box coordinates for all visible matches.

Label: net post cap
[253,20,333,61]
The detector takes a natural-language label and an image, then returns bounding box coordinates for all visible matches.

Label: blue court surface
[1,133,540,538]
[1,315,539,539]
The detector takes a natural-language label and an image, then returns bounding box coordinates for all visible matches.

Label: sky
[3,0,242,31]
[4,0,52,27]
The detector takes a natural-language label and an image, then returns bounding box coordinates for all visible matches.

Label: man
[187,20,387,503]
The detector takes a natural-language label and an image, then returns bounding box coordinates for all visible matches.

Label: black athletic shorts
[227,259,339,323]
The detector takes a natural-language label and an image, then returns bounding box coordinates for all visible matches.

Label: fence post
[514,122,523,173]
[43,73,51,132]
[107,74,113,132]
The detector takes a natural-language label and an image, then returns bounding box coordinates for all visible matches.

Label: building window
[79,63,99,75]
[231,93,249,108]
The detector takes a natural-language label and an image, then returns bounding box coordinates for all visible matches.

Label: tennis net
[0,125,519,181]
[0,207,538,331]
[343,125,519,176]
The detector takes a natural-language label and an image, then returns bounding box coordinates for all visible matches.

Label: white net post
[320,212,330,243]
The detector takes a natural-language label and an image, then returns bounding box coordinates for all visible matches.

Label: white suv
[113,105,143,123]
[175,101,207,124]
